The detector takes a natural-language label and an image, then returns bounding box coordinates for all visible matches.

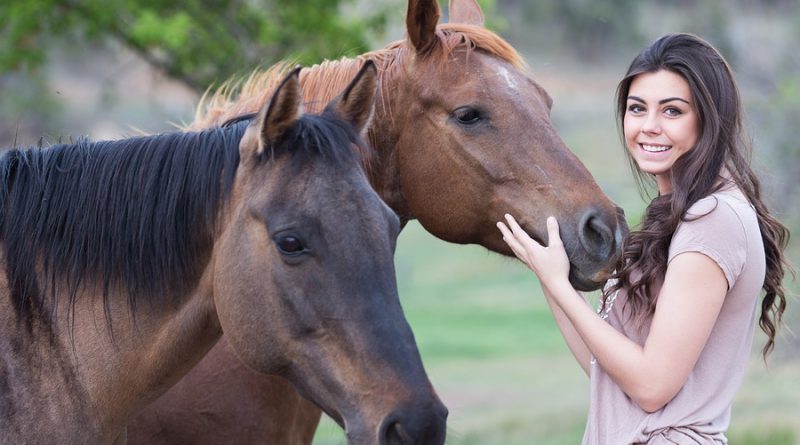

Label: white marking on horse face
[495,66,518,92]
[535,165,551,183]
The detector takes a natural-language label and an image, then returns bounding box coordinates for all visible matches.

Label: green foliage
[0,0,392,91]
[0,71,64,145]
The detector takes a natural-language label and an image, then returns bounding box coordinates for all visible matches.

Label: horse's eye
[276,236,305,255]
[453,107,482,125]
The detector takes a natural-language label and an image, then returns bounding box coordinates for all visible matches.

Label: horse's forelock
[433,24,527,70]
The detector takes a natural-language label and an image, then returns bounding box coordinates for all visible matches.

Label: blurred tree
[0,0,393,92]
[518,0,642,60]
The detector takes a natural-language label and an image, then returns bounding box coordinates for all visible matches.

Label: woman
[497,33,790,444]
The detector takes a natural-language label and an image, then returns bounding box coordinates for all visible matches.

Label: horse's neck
[365,97,413,224]
[301,52,415,223]
[0,265,222,443]
[0,292,100,442]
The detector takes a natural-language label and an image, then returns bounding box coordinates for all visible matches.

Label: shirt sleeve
[668,196,748,289]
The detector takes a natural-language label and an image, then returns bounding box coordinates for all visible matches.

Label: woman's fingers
[496,222,531,264]
[503,214,543,249]
[546,216,563,247]
[503,214,527,239]
[496,221,515,245]
[498,214,571,284]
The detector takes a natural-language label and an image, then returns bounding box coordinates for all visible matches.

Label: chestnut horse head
[0,64,445,445]
[194,0,626,291]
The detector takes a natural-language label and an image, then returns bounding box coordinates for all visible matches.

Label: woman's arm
[498,216,592,374]
[541,287,592,375]
[497,214,728,412]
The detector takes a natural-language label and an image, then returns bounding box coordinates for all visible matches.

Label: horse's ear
[406,0,440,55]
[325,60,377,134]
[250,66,303,156]
[449,0,484,26]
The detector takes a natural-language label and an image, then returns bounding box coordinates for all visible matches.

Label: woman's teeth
[641,144,671,153]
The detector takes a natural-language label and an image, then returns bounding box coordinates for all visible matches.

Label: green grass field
[312,221,800,445]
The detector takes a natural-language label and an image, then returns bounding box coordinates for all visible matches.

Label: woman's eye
[628,104,645,114]
[453,107,482,125]
[664,107,683,117]
[276,236,305,255]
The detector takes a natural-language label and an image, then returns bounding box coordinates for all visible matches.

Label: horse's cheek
[212,223,282,372]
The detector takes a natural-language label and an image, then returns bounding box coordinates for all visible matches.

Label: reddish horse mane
[189,24,527,131]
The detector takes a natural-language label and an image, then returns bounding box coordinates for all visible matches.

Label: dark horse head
[213,64,447,444]
[0,63,446,445]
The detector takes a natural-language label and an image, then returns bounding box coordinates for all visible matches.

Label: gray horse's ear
[449,0,484,26]
[406,0,440,55]
[325,60,377,134]
[252,66,303,156]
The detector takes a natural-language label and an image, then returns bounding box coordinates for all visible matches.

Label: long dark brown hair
[605,33,791,358]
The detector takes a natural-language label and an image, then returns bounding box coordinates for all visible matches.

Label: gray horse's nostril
[378,400,447,445]
[578,208,615,261]
[383,421,412,445]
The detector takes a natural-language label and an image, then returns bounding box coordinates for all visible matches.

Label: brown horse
[129,0,628,443]
[0,64,446,444]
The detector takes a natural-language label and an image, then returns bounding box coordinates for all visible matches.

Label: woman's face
[623,69,699,194]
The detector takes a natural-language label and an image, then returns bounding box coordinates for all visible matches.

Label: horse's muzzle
[378,400,448,445]
[569,205,628,291]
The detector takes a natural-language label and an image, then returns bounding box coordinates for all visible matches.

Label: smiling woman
[623,70,700,194]
[498,32,791,444]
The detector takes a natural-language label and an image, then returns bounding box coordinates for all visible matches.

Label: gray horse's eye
[276,236,305,255]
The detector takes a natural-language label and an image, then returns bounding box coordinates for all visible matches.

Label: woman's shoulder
[685,186,753,223]
[673,185,759,252]
[672,187,756,287]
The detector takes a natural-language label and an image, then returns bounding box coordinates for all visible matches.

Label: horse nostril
[378,398,447,445]
[578,209,615,261]
[378,400,447,445]
[383,421,412,445]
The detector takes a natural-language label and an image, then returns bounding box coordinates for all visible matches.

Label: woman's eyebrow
[627,95,691,105]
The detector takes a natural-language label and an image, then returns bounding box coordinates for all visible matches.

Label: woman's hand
[496,214,571,291]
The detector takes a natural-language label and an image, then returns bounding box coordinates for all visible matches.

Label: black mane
[0,123,245,323]
[1,109,367,326]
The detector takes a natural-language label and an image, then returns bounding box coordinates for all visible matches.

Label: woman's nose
[641,112,661,135]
